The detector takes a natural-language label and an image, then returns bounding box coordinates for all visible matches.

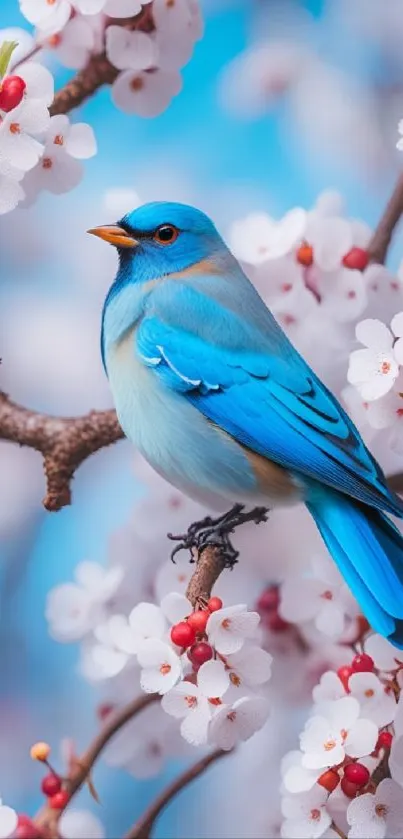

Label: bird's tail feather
[307,493,403,647]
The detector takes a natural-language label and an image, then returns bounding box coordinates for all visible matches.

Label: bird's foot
[168,503,269,568]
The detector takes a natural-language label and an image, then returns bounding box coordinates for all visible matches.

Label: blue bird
[89,201,403,647]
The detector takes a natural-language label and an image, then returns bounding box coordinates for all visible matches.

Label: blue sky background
[1,0,403,836]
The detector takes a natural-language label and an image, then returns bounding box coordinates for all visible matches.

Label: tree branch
[50,5,155,117]
[0,391,123,511]
[367,172,403,264]
[34,693,158,836]
[125,749,227,839]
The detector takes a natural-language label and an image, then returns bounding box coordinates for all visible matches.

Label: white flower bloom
[137,638,182,694]
[73,0,105,13]
[206,604,260,655]
[103,0,144,14]
[219,645,272,689]
[45,561,123,642]
[152,0,192,35]
[347,778,403,838]
[105,702,181,778]
[300,696,378,770]
[0,100,48,171]
[80,636,130,681]
[280,554,357,638]
[112,68,182,117]
[21,114,96,201]
[281,786,332,839]
[59,809,105,839]
[0,800,17,839]
[306,215,353,272]
[208,695,269,751]
[281,751,321,794]
[20,0,71,32]
[365,633,403,672]
[320,268,367,324]
[106,27,157,71]
[348,672,396,728]
[162,660,230,746]
[348,318,402,401]
[42,17,96,70]
[313,671,346,705]
[19,61,54,106]
[0,27,37,68]
[229,209,307,266]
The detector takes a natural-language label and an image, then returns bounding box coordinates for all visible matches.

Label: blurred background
[1,0,403,836]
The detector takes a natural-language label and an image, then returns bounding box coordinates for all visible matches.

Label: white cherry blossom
[137,638,182,694]
[20,0,71,33]
[152,0,193,35]
[103,0,148,14]
[42,17,96,70]
[347,778,403,839]
[219,645,273,689]
[281,786,332,839]
[105,701,182,778]
[162,660,230,746]
[300,696,378,770]
[0,168,25,214]
[306,215,353,272]
[348,318,402,401]
[365,634,403,672]
[0,100,48,171]
[281,751,321,794]
[313,671,346,705]
[206,604,260,655]
[280,554,357,638]
[208,695,270,751]
[0,800,17,839]
[106,27,157,72]
[348,672,396,727]
[45,561,123,642]
[229,209,307,265]
[112,68,182,117]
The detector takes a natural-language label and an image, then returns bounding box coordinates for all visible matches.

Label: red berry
[41,773,62,797]
[188,642,213,666]
[170,621,196,648]
[48,790,69,810]
[16,816,42,839]
[296,242,313,266]
[341,777,359,798]
[317,769,340,793]
[351,653,374,673]
[187,610,209,634]
[377,731,393,750]
[344,762,370,787]
[257,587,279,613]
[0,75,26,112]
[267,612,290,632]
[207,596,223,613]
[337,665,353,691]
[342,247,369,271]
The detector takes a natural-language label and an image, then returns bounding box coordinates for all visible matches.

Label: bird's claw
[168,503,269,567]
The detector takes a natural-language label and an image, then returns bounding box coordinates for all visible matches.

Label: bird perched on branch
[89,201,403,647]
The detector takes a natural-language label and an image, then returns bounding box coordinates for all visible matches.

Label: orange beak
[87,224,139,248]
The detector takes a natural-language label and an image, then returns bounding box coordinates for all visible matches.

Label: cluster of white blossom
[0,0,202,215]
[0,57,96,214]
[279,631,403,839]
[46,560,271,754]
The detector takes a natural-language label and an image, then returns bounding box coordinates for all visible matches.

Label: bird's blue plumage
[96,201,403,647]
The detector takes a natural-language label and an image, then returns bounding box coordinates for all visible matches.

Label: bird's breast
[105,327,301,508]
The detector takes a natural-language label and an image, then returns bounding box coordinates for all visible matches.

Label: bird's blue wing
[136,313,402,517]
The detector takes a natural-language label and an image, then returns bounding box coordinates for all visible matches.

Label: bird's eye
[154,224,179,245]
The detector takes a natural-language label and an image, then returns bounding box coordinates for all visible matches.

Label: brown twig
[0,391,123,511]
[125,749,227,839]
[34,693,158,836]
[186,544,230,607]
[385,472,403,494]
[50,5,155,117]
[367,173,403,264]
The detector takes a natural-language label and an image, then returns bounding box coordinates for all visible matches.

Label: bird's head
[88,201,224,284]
